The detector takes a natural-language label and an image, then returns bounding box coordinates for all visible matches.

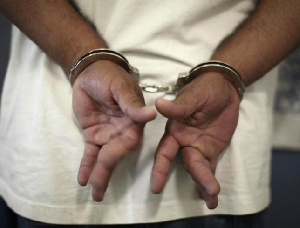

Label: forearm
[0,0,107,74]
[211,0,300,86]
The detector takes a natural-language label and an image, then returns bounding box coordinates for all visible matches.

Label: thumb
[116,87,157,123]
[155,93,198,119]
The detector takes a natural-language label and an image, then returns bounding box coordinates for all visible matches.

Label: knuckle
[152,168,168,178]
[156,150,173,162]
[126,93,143,106]
[96,158,116,173]
[80,155,96,167]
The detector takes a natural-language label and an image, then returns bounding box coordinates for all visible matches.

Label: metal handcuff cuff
[69,49,245,100]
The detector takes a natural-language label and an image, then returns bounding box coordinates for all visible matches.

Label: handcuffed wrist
[69,48,139,86]
[69,52,245,100]
[175,61,245,100]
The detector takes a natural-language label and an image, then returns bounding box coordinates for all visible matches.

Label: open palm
[151,72,240,209]
[72,60,156,201]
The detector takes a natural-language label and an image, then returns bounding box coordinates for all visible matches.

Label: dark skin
[73,60,157,201]
[152,72,239,208]
[1,0,300,209]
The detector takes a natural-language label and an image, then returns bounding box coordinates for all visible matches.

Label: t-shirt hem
[0,179,270,225]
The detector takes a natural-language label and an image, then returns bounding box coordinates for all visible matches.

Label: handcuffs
[69,49,245,100]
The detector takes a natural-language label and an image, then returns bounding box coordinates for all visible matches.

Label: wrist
[176,61,245,101]
[68,48,139,86]
[62,40,108,75]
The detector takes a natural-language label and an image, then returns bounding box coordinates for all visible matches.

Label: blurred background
[1,12,300,228]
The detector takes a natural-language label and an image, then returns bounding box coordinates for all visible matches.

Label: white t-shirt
[0,0,277,224]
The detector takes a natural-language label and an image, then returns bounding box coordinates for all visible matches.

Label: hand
[151,72,240,209]
[73,60,156,201]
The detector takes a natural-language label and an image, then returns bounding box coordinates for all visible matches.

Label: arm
[0,0,107,73]
[151,0,300,209]
[212,0,300,86]
[0,0,156,201]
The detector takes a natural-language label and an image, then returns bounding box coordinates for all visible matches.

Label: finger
[151,133,179,194]
[77,143,100,186]
[182,147,220,199]
[156,95,220,127]
[115,85,157,123]
[126,106,157,123]
[90,140,130,201]
[155,94,197,119]
[197,184,219,209]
